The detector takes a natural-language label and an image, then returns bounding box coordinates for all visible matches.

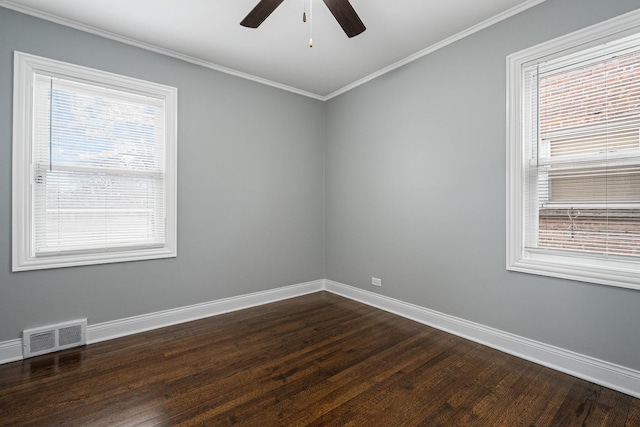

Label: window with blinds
[33,75,168,255]
[12,52,177,271]
[523,35,640,258]
[507,10,640,290]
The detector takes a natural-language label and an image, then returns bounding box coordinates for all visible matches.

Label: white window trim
[12,52,177,271]
[506,9,640,291]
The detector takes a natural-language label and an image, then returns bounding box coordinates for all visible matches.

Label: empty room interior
[1,0,640,425]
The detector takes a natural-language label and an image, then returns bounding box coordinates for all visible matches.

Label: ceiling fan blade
[322,0,366,38]
[240,0,285,28]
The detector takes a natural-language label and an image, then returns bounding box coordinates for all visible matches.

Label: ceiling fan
[241,0,366,38]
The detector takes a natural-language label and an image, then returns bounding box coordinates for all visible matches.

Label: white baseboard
[324,279,640,399]
[88,279,324,344]
[0,339,22,364]
[2,277,639,399]
[0,279,323,364]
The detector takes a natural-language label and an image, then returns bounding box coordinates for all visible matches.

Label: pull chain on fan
[302,0,313,47]
[309,0,313,48]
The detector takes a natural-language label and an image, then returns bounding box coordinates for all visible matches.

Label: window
[13,52,177,271]
[507,10,640,290]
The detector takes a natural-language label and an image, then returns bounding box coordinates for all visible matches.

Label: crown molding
[0,1,325,101]
[324,0,548,100]
[1,0,547,101]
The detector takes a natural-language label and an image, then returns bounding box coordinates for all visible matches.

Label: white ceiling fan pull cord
[309,0,313,48]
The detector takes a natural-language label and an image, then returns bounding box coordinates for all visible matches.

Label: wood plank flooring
[0,291,638,426]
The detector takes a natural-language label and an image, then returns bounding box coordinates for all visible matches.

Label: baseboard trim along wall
[88,279,324,344]
[323,280,640,399]
[1,278,638,398]
[0,279,324,365]
[0,339,22,364]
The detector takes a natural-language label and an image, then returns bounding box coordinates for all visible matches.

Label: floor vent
[23,319,87,358]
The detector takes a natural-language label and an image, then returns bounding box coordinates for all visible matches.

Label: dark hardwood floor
[1,292,638,426]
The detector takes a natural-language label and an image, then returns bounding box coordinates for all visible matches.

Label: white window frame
[506,10,640,291]
[12,52,177,271]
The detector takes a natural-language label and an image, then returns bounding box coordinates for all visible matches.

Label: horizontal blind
[33,73,167,256]
[524,33,640,258]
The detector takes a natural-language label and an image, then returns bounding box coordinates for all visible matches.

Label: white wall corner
[323,279,640,399]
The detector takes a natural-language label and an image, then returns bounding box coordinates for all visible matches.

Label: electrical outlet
[372,277,382,287]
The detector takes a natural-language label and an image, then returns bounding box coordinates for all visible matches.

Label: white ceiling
[0,0,545,99]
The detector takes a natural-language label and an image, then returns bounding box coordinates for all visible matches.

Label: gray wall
[0,8,325,341]
[2,0,640,374]
[325,0,640,370]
